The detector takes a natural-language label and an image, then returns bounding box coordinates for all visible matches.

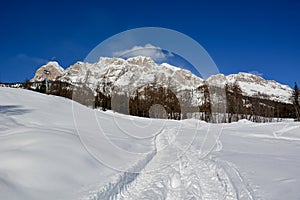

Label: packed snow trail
[113,127,237,200]
[85,126,256,200]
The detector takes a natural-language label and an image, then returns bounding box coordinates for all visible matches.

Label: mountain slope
[208,72,292,103]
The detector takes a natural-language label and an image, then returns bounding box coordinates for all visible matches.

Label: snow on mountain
[60,56,204,92]
[208,72,293,104]
[1,87,300,200]
[228,72,292,103]
[31,57,293,104]
[31,61,64,82]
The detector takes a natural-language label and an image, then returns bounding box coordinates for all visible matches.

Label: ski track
[82,127,256,200]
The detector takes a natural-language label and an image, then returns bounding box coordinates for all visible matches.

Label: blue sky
[0,0,299,87]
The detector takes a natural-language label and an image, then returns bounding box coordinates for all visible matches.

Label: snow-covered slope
[31,57,293,104]
[0,87,158,200]
[1,87,300,200]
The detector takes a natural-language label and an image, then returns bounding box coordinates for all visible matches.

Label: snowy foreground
[1,87,300,200]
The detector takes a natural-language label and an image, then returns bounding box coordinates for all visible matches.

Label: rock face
[31,61,64,82]
[57,56,205,105]
[31,56,293,104]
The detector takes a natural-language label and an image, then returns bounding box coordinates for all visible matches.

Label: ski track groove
[81,132,160,200]
[82,127,256,200]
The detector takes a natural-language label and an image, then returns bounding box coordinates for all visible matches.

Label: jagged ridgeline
[8,56,297,122]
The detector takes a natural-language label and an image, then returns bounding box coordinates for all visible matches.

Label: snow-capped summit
[31,61,64,82]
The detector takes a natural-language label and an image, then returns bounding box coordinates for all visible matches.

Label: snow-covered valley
[1,87,300,200]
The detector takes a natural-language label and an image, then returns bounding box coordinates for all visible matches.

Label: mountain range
[31,56,293,105]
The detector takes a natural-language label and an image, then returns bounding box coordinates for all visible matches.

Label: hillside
[0,87,300,199]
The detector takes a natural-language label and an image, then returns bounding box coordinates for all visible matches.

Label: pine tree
[198,83,211,122]
[23,78,31,89]
[293,82,300,120]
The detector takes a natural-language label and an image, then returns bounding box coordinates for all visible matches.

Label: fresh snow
[0,87,300,200]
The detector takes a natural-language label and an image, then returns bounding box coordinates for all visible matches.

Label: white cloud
[249,70,263,77]
[113,44,173,62]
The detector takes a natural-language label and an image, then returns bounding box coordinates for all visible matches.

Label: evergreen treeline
[129,85,181,120]
[15,80,300,122]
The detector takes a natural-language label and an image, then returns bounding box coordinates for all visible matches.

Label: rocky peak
[31,61,64,82]
[127,56,155,66]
